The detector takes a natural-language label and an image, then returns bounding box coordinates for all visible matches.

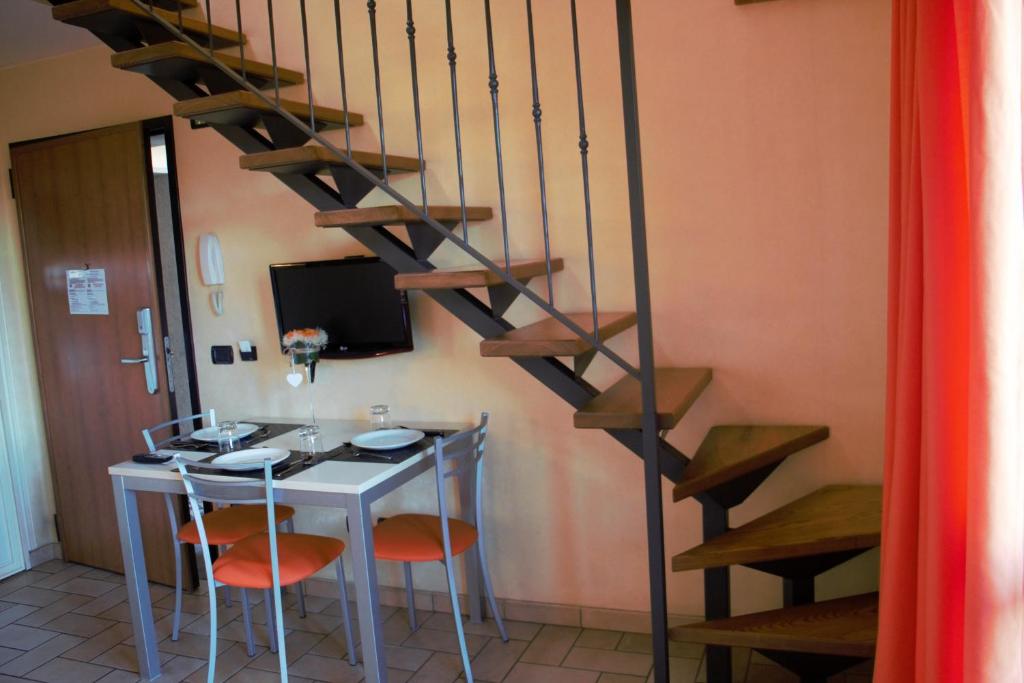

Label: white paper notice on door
[66,269,109,316]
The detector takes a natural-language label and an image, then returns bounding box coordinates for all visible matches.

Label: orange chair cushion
[177,505,295,545]
[373,514,479,562]
[213,532,344,589]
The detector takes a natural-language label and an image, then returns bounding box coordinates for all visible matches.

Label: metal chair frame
[399,413,509,682]
[143,410,307,645]
[175,456,356,683]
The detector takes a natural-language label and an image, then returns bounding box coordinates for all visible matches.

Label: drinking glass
[369,404,391,430]
[217,420,239,453]
[298,425,323,464]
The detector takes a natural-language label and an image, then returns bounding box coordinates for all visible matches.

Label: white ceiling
[0,0,99,70]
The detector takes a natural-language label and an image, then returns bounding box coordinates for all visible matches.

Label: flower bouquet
[283,327,328,425]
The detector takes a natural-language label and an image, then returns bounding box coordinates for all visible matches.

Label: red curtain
[876,1,1024,681]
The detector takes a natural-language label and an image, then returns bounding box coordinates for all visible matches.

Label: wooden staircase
[49,2,881,681]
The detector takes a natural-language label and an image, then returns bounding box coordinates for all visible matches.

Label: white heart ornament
[286,372,304,387]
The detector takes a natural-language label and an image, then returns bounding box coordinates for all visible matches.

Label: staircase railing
[133,1,669,679]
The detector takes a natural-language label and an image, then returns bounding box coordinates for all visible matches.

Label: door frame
[1,115,200,571]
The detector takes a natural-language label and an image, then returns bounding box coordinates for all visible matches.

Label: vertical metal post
[406,0,428,210]
[204,0,213,49]
[444,0,470,243]
[234,0,246,82]
[570,0,600,339]
[333,0,352,154]
[367,0,389,183]
[525,0,555,304]
[266,0,281,106]
[299,0,315,131]
[614,1,667,681]
[484,0,511,273]
[702,503,733,683]
[177,0,183,31]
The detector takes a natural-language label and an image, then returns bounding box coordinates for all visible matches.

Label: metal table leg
[346,493,387,682]
[112,476,161,681]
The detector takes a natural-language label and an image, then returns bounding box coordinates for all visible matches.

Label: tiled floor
[0,562,873,682]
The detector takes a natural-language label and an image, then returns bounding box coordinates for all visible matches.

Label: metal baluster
[204,0,212,50]
[235,0,246,82]
[405,0,428,210]
[266,0,280,106]
[300,0,315,132]
[444,0,470,242]
[367,0,389,183]
[526,0,554,304]
[177,0,183,31]
[614,0,667,680]
[484,0,510,273]
[333,0,352,154]
[571,0,599,339]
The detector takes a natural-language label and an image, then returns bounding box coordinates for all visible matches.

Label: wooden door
[12,123,186,586]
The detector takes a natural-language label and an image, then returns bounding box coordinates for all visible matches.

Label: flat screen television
[269,257,413,359]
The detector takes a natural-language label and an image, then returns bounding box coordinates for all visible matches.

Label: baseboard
[27,542,61,567]
[300,576,701,634]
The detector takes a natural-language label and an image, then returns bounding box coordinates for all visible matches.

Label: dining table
[108,417,483,683]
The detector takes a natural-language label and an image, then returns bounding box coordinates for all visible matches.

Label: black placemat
[166,421,301,453]
[189,450,308,480]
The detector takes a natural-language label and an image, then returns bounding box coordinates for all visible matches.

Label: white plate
[351,428,426,451]
[190,422,260,442]
[210,448,290,471]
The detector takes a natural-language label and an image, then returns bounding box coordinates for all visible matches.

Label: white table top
[108,417,465,495]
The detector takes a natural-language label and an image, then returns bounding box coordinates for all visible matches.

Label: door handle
[123,307,158,394]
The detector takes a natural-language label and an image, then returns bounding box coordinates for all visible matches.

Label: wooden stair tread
[480,312,637,358]
[111,42,304,86]
[673,425,830,501]
[240,146,421,175]
[573,368,712,430]
[669,593,878,658]
[51,0,198,8]
[173,91,362,128]
[672,485,882,572]
[55,0,244,47]
[395,259,563,290]
[315,205,489,228]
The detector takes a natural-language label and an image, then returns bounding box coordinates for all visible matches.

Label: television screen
[269,257,413,359]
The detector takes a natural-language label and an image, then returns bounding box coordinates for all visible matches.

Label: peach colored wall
[0,0,889,616]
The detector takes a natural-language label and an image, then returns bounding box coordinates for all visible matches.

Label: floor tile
[401,626,488,658]
[0,634,84,677]
[599,674,646,683]
[518,624,581,665]
[504,661,599,683]
[89,644,172,673]
[15,594,91,628]
[0,608,41,631]
[0,626,57,651]
[30,563,73,576]
[577,629,624,651]
[468,637,527,681]
[420,612,541,642]
[31,566,93,591]
[287,652,364,683]
[646,657,701,683]
[95,669,143,683]
[307,621,361,659]
[562,646,652,677]
[382,644,432,672]
[152,655,205,683]
[695,647,752,683]
[408,651,463,682]
[157,632,234,660]
[80,570,121,584]
[73,587,128,618]
[62,622,134,663]
[183,641,264,683]
[1,590,62,610]
[0,576,48,601]
[281,609,346,635]
[52,579,119,599]
[619,631,705,659]
[245,630,324,672]
[39,613,116,638]
[22,656,111,683]
[224,668,315,683]
[0,648,22,667]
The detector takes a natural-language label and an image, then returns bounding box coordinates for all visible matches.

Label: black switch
[211,345,234,364]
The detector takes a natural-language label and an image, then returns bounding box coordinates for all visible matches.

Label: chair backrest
[143,409,217,452]
[173,457,284,594]
[432,413,490,560]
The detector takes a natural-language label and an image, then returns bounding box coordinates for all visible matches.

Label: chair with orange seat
[175,455,357,683]
[373,413,508,682]
[142,412,307,645]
